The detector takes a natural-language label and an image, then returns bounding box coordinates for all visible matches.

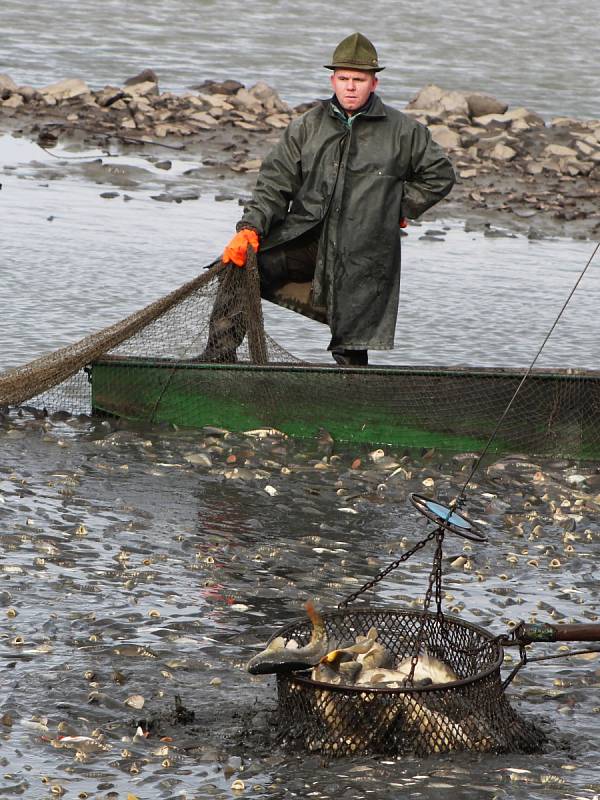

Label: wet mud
[1,409,600,798]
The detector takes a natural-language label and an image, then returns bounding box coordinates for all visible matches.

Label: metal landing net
[271,500,547,758]
[275,608,545,757]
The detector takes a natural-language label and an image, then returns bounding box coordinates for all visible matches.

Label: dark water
[1,411,600,798]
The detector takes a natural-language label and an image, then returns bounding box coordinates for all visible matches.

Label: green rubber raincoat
[239,94,455,350]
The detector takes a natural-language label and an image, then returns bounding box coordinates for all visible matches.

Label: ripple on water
[0,412,599,796]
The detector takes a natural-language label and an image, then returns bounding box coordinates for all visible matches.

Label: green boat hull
[90,357,600,457]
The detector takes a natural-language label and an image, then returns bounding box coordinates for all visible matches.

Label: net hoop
[274,607,504,694]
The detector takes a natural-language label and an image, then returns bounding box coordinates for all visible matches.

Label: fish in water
[246,600,330,675]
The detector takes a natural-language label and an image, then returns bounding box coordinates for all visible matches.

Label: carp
[246,600,330,675]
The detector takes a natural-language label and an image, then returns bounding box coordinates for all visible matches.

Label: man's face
[331,69,378,113]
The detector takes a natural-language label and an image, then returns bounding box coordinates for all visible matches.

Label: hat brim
[324,63,384,72]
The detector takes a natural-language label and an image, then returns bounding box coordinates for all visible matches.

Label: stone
[40,78,90,101]
[187,111,218,126]
[473,112,512,128]
[589,166,600,181]
[95,86,126,107]
[232,159,262,172]
[510,118,532,133]
[466,92,508,118]
[407,84,469,117]
[248,81,289,111]
[17,85,36,101]
[197,93,233,110]
[551,116,576,127]
[407,83,445,109]
[490,143,517,161]
[544,143,578,158]
[574,161,594,176]
[525,162,544,175]
[190,79,244,95]
[459,168,478,179]
[438,90,470,116]
[0,73,18,98]
[234,120,263,131]
[429,124,462,149]
[124,80,158,98]
[265,113,289,129]
[231,88,263,114]
[575,140,595,157]
[475,107,544,128]
[2,94,24,108]
[504,107,545,126]
[124,68,158,87]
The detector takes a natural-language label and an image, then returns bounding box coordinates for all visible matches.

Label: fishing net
[2,246,600,458]
[0,251,296,416]
[274,607,545,757]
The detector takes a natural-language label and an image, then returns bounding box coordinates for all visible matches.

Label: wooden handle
[516,622,600,644]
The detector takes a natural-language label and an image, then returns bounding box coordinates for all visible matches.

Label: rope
[456,239,600,503]
[244,246,268,365]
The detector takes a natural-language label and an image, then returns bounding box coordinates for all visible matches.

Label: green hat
[324,32,384,72]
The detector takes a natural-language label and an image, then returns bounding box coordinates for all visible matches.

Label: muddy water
[2,133,600,798]
[1,415,600,799]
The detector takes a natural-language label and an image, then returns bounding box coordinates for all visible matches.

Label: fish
[311,650,363,685]
[246,600,330,675]
[394,653,459,685]
[401,697,493,753]
[352,653,459,688]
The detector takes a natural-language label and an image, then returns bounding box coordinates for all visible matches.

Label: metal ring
[410,493,487,542]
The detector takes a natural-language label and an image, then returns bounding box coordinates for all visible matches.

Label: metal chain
[406,530,445,683]
[337,529,439,609]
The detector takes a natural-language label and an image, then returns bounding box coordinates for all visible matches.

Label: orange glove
[399,217,408,228]
[222,229,260,267]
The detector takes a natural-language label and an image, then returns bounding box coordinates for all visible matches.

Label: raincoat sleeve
[401,125,456,219]
[238,119,305,236]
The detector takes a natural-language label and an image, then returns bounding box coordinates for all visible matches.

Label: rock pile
[406,83,600,183]
[0,70,295,141]
[1,71,599,236]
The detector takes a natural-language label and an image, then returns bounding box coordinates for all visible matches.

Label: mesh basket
[274,608,546,757]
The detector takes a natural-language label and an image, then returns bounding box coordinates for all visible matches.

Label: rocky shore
[2,69,600,240]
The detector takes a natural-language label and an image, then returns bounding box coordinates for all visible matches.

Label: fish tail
[305,599,325,644]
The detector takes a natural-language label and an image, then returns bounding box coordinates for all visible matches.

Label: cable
[455,239,600,505]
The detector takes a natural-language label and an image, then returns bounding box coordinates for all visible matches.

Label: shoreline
[2,70,600,241]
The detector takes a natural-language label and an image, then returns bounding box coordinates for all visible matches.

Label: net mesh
[2,250,600,457]
[274,608,546,757]
[0,252,297,415]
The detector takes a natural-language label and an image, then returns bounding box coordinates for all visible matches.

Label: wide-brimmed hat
[324,32,384,72]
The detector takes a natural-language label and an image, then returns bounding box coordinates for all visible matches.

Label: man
[204,32,455,366]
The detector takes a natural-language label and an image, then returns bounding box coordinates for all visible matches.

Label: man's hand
[222,229,260,267]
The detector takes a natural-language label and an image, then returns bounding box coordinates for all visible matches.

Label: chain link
[337,529,439,609]
[406,530,445,683]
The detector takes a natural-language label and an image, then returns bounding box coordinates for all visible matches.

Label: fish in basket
[247,603,546,757]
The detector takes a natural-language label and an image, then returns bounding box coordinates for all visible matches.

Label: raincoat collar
[327,92,387,124]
